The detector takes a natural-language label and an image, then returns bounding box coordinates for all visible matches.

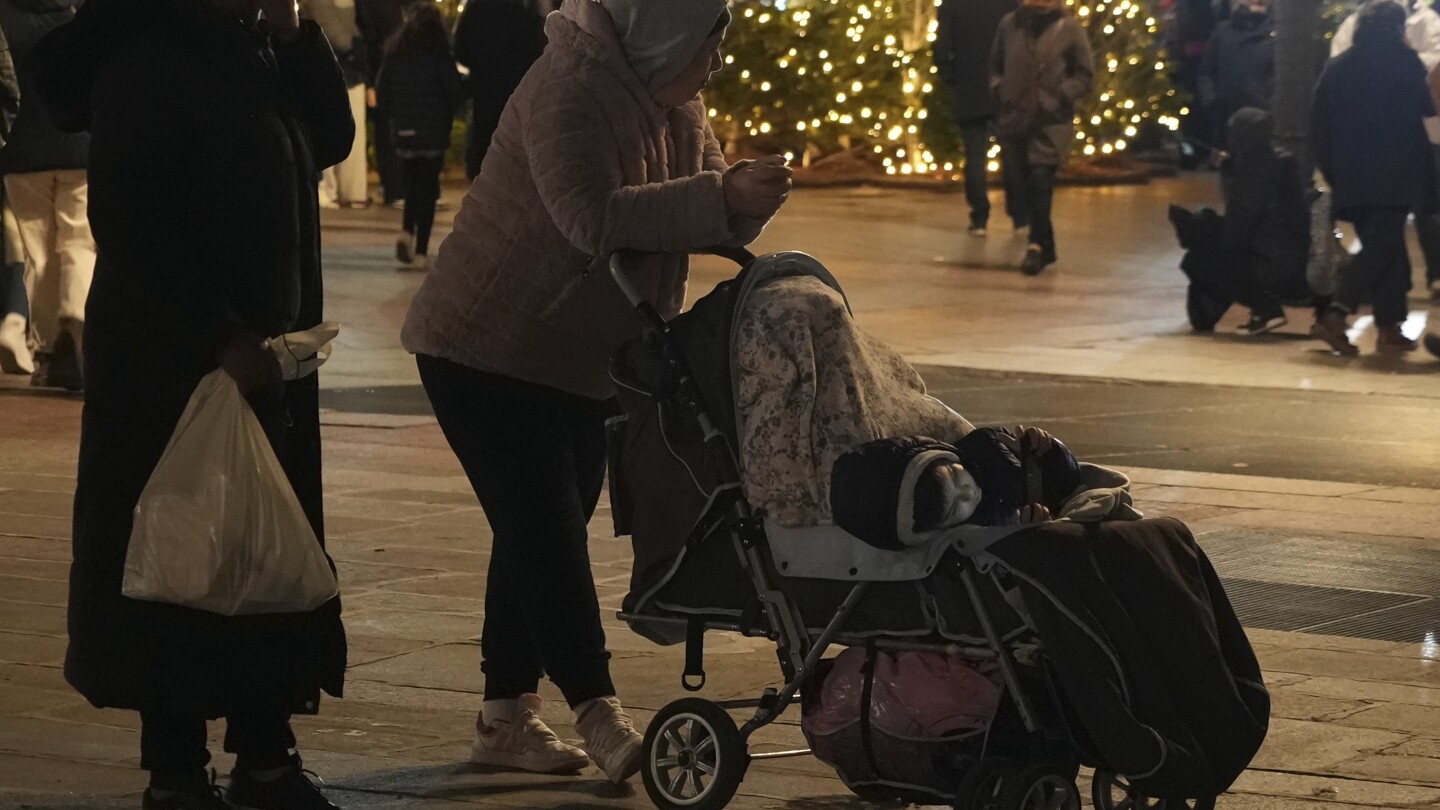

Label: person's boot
[227,753,340,810]
[470,694,590,773]
[1020,244,1049,276]
[0,313,33,374]
[575,696,644,784]
[1425,332,1440,360]
[395,231,414,264]
[1237,310,1288,336]
[1375,323,1418,353]
[45,325,83,392]
[1309,307,1359,356]
[141,771,229,810]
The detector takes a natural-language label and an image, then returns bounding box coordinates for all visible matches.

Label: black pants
[0,259,24,318]
[371,107,406,204]
[1412,146,1440,286]
[1338,206,1411,327]
[141,712,294,779]
[958,117,992,228]
[417,355,615,708]
[1001,139,1058,255]
[400,156,444,256]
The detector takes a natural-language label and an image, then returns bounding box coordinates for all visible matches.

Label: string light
[706,0,1183,176]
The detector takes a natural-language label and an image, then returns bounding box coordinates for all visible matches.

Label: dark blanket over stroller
[985,517,1270,798]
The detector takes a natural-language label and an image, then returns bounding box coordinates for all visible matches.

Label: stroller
[605,249,1270,810]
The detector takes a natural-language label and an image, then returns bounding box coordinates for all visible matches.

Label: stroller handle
[608,246,757,309]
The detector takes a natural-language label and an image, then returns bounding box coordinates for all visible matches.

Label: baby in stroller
[831,425,1133,552]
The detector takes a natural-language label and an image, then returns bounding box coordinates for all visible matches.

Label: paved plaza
[2,175,1438,809]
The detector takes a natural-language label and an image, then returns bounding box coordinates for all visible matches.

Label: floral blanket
[734,276,974,527]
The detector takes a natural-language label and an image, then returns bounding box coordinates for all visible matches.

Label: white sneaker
[575,696,644,784]
[470,694,590,774]
[0,313,33,375]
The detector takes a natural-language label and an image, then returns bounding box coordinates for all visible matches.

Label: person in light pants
[304,0,370,207]
[0,0,92,390]
[3,170,93,383]
[318,83,369,207]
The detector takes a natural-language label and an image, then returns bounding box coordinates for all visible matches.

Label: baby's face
[934,463,982,527]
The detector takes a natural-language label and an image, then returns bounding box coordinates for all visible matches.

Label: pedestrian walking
[401,0,788,784]
[1311,0,1436,355]
[359,0,407,205]
[989,0,1094,275]
[0,0,92,392]
[302,0,371,208]
[454,0,546,181]
[1333,0,1440,304]
[1198,0,1275,150]
[1218,107,1312,335]
[934,0,1018,236]
[0,24,26,376]
[376,0,463,271]
[34,0,353,805]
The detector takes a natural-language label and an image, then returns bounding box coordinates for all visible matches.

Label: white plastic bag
[122,369,339,615]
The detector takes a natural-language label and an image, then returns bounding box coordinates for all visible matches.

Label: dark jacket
[1312,35,1437,217]
[454,0,545,171]
[357,0,404,85]
[1220,108,1311,301]
[934,0,1016,122]
[300,0,367,87]
[0,0,87,174]
[989,7,1094,165]
[376,52,464,155]
[34,0,352,717]
[1198,7,1274,141]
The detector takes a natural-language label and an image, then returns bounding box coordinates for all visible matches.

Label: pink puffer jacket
[402,0,769,400]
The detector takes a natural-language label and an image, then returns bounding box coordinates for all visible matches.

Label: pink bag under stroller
[801,647,1004,800]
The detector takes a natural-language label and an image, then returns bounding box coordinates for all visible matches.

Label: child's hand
[1002,503,1053,525]
[1001,425,1055,456]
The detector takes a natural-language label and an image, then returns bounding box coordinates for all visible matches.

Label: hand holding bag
[122,369,339,615]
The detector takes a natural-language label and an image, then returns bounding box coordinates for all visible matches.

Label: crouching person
[34,0,352,806]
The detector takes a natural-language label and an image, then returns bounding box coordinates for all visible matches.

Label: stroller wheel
[641,698,748,810]
[1091,770,1218,810]
[1002,765,1080,810]
[953,758,1014,810]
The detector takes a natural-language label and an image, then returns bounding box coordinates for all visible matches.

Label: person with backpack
[376,1,463,271]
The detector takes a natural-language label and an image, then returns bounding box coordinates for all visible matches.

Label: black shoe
[1236,312,1287,336]
[1425,332,1440,359]
[142,772,229,810]
[47,328,83,393]
[1020,247,1050,276]
[228,755,340,810]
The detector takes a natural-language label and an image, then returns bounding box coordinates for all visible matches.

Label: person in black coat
[376,0,463,271]
[1311,0,1436,355]
[1198,0,1274,150]
[32,0,352,806]
[453,0,545,181]
[934,0,1018,235]
[1218,107,1312,335]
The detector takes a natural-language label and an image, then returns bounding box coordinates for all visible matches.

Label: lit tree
[706,0,944,175]
[1067,0,1185,159]
[707,0,1185,171]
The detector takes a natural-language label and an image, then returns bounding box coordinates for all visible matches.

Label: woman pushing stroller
[401,0,790,784]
